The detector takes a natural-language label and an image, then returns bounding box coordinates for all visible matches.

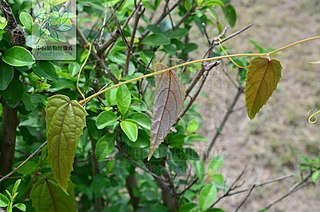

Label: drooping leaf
[199,184,217,211]
[46,95,87,193]
[0,193,9,207]
[2,46,35,67]
[30,175,76,212]
[148,64,184,160]
[245,57,282,119]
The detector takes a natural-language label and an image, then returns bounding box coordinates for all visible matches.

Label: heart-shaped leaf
[46,95,87,193]
[245,57,282,119]
[148,64,184,160]
[30,175,76,212]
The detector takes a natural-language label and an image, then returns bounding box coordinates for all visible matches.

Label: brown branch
[0,98,18,176]
[75,26,119,84]
[124,2,144,75]
[125,174,140,210]
[264,171,316,210]
[0,141,47,183]
[204,87,243,160]
[235,184,256,212]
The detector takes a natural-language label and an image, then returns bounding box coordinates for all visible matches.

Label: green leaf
[96,111,118,129]
[0,16,7,30]
[12,179,21,194]
[312,170,320,183]
[0,61,14,90]
[187,120,200,133]
[211,174,224,185]
[2,46,35,67]
[120,120,138,142]
[202,0,224,7]
[0,193,9,207]
[126,113,151,130]
[222,4,236,27]
[13,203,26,211]
[167,28,189,39]
[14,160,38,175]
[46,95,87,193]
[142,33,170,46]
[30,176,76,212]
[199,184,217,211]
[245,57,282,119]
[208,155,224,172]
[95,135,115,161]
[116,85,131,116]
[19,12,33,32]
[32,61,58,81]
[192,160,205,181]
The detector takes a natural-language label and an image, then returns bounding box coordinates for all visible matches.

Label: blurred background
[195,0,320,210]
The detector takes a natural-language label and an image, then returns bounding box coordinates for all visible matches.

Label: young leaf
[46,95,87,193]
[116,85,131,116]
[199,184,217,211]
[19,12,33,32]
[148,64,184,160]
[2,46,35,67]
[245,57,282,119]
[13,203,26,211]
[120,120,138,142]
[208,155,224,172]
[0,193,9,207]
[30,176,76,212]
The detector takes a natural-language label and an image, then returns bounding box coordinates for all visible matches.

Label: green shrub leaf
[95,135,115,161]
[19,12,33,32]
[2,46,35,67]
[30,175,76,212]
[0,61,14,90]
[245,57,282,119]
[0,193,9,207]
[126,112,151,130]
[46,95,87,193]
[120,120,138,142]
[96,111,118,129]
[142,33,170,46]
[32,61,58,81]
[116,85,131,116]
[199,184,217,211]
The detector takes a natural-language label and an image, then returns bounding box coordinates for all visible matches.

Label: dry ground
[195,0,320,211]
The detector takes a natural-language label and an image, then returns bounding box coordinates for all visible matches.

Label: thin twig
[204,87,243,160]
[235,184,256,212]
[178,177,199,195]
[0,141,47,183]
[124,2,144,75]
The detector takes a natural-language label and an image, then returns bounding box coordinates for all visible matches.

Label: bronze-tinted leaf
[245,57,282,119]
[148,64,184,160]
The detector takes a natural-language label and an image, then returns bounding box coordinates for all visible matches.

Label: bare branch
[0,141,47,183]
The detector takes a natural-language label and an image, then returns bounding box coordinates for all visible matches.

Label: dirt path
[197,0,320,211]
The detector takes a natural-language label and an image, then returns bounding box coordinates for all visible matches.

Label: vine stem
[77,43,92,100]
[79,35,320,105]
